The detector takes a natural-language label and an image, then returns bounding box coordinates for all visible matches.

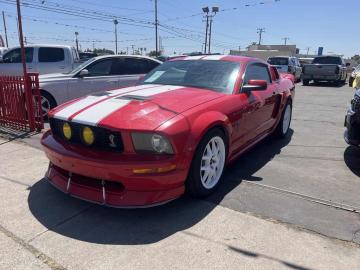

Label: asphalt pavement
[0,82,359,269]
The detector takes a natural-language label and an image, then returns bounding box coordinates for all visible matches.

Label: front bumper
[344,109,360,147]
[41,131,190,207]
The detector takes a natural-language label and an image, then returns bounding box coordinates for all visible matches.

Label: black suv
[345,90,360,147]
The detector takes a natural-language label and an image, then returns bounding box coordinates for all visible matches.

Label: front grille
[49,118,124,152]
[351,95,360,112]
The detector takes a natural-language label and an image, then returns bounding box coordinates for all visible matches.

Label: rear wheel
[303,80,309,86]
[186,129,227,197]
[274,101,292,138]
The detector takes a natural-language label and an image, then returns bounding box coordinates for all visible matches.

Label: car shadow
[344,146,360,177]
[28,130,294,245]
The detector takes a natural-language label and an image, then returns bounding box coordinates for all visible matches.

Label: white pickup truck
[0,44,80,76]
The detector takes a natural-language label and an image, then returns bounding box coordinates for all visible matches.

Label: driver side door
[239,62,277,143]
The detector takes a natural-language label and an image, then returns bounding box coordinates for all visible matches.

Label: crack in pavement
[0,224,67,270]
[242,181,360,214]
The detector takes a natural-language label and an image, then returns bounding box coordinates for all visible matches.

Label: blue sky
[0,0,358,57]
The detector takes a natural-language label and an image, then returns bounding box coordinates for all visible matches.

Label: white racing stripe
[71,99,131,126]
[183,55,205,60]
[202,55,226,60]
[54,95,108,121]
[53,84,159,121]
[70,85,184,126]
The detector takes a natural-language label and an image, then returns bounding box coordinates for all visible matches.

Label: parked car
[344,88,360,148]
[302,56,349,86]
[41,55,295,208]
[267,56,302,82]
[38,55,162,117]
[0,44,80,76]
[79,52,98,62]
[349,64,360,87]
[0,47,8,61]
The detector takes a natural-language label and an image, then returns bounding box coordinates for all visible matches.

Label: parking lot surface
[0,82,360,269]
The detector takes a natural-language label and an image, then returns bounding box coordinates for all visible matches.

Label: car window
[86,59,113,76]
[312,57,342,65]
[39,47,65,62]
[124,58,151,74]
[243,63,271,84]
[268,57,288,66]
[147,60,161,71]
[2,48,34,63]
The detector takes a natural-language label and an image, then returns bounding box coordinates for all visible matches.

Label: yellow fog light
[82,127,95,145]
[62,122,72,140]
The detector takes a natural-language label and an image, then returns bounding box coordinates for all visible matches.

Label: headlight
[62,122,72,140]
[131,132,174,154]
[82,126,95,145]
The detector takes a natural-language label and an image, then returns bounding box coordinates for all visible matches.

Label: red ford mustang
[41,55,295,207]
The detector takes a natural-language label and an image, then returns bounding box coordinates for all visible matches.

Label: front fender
[185,111,232,154]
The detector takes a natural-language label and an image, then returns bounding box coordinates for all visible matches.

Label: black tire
[349,77,354,87]
[40,91,57,120]
[186,128,227,198]
[303,80,309,86]
[274,101,292,139]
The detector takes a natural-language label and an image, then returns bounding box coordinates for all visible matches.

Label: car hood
[39,73,73,82]
[50,84,224,131]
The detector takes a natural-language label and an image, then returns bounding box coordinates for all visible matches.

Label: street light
[202,7,209,54]
[208,6,219,54]
[114,19,118,55]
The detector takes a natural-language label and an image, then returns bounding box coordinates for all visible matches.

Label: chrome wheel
[282,104,292,134]
[200,136,226,189]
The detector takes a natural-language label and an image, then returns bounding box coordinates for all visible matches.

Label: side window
[122,58,150,75]
[147,60,160,72]
[243,63,271,84]
[39,48,65,62]
[270,66,280,81]
[86,59,113,76]
[2,48,33,63]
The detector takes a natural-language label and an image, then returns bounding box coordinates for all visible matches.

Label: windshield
[312,57,341,65]
[65,57,96,74]
[141,60,240,94]
[268,57,289,65]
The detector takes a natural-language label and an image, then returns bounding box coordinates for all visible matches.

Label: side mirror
[78,69,89,77]
[242,79,268,93]
[352,67,356,72]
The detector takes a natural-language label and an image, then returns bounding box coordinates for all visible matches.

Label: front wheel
[274,101,292,138]
[303,80,309,86]
[186,129,227,197]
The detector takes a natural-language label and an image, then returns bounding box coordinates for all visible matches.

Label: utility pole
[257,28,265,45]
[154,0,159,57]
[306,47,310,55]
[2,11,8,47]
[131,44,135,55]
[75,32,79,52]
[238,45,241,52]
[282,37,289,45]
[126,47,129,54]
[207,7,219,54]
[202,7,209,54]
[114,19,118,54]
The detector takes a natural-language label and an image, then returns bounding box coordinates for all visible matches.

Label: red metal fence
[0,73,43,132]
